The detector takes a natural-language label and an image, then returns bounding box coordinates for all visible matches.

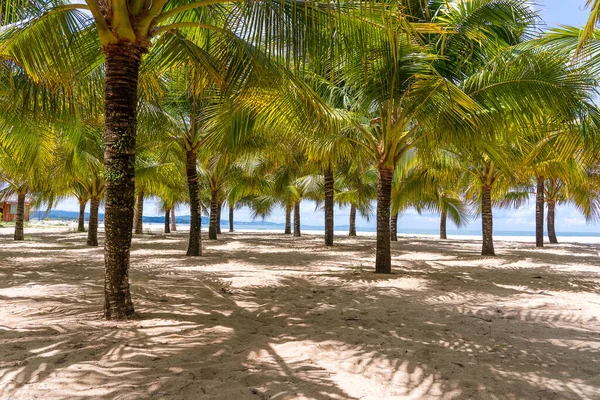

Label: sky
[52,0,599,234]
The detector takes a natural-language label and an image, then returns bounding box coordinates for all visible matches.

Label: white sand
[1,223,599,399]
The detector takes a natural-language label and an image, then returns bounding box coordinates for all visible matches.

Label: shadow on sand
[0,231,599,399]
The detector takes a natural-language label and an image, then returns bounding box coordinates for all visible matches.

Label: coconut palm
[2,0,340,319]
[390,149,469,241]
[544,164,600,243]
[338,15,482,272]
[0,137,55,240]
[334,161,378,237]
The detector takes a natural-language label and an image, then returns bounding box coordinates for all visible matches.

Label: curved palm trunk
[87,196,100,246]
[186,149,202,256]
[285,205,292,234]
[13,192,25,241]
[390,211,398,242]
[376,167,394,274]
[134,191,144,234]
[170,208,176,232]
[78,199,87,232]
[209,190,218,240]
[481,184,495,256]
[349,204,357,236]
[216,201,223,235]
[535,176,544,248]
[547,199,558,244]
[324,165,334,246]
[164,209,171,233]
[229,204,234,232]
[293,201,301,237]
[440,209,447,240]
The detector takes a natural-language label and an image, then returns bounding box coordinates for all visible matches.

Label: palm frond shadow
[0,231,599,399]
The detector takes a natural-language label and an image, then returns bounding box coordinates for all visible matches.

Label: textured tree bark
[209,190,218,240]
[87,196,100,246]
[390,211,398,242]
[132,198,138,230]
[324,165,334,246]
[440,209,447,240]
[164,208,170,233]
[481,184,495,256]
[13,192,25,241]
[102,43,142,319]
[293,201,301,237]
[216,201,222,235]
[78,199,87,232]
[186,149,202,256]
[376,166,394,273]
[349,204,357,236]
[229,204,234,232]
[170,208,176,231]
[285,205,292,234]
[536,176,544,248]
[134,191,144,234]
[547,199,558,244]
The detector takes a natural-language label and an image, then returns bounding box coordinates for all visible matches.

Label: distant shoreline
[28,210,600,240]
[8,219,600,244]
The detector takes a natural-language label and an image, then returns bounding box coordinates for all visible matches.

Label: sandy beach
[1,223,599,399]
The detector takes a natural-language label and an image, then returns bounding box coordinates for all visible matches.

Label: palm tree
[334,161,377,237]
[339,17,481,272]
[2,0,338,319]
[545,166,600,243]
[0,101,56,240]
[244,146,305,235]
[391,149,469,241]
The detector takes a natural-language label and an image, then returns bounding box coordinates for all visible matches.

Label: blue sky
[54,1,599,234]
[537,0,589,27]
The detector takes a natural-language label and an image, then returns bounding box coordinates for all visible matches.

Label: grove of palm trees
[1,0,600,398]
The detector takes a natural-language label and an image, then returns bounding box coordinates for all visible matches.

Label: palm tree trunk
[349,204,357,236]
[132,199,138,229]
[440,209,447,240]
[209,190,219,240]
[164,209,170,233]
[134,191,144,234]
[87,196,100,246]
[78,199,87,232]
[171,208,176,231]
[536,176,544,248]
[13,192,25,241]
[547,199,558,244]
[285,205,292,234]
[376,166,394,273]
[481,184,495,256]
[390,211,398,242]
[186,149,202,256]
[324,165,334,246]
[293,201,301,237]
[229,204,234,232]
[103,43,141,320]
[217,201,223,235]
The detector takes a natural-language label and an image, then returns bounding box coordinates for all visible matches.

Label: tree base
[375,265,392,274]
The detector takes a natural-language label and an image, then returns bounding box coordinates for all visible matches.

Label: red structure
[1,196,31,222]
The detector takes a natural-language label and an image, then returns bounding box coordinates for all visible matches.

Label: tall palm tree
[391,149,469,241]
[2,0,337,319]
[334,161,377,237]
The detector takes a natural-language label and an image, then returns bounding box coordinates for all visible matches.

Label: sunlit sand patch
[266,340,461,400]
[1,228,600,399]
[0,284,81,298]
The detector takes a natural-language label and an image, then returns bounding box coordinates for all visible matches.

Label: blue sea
[30,210,600,238]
